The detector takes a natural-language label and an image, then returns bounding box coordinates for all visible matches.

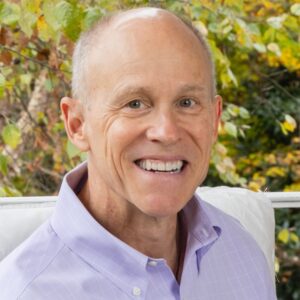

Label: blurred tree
[0,0,299,298]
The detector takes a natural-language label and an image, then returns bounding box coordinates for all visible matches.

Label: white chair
[0,187,276,284]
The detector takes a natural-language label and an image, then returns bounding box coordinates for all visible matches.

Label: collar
[182,194,221,273]
[51,162,221,292]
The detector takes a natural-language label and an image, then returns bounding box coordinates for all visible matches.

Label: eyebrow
[112,83,206,101]
[177,84,206,94]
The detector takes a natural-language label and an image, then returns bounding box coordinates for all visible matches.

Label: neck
[78,179,185,278]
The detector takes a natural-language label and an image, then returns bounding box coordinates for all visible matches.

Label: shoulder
[198,197,275,289]
[0,221,64,300]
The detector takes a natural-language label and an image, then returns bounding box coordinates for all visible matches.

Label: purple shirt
[0,163,276,299]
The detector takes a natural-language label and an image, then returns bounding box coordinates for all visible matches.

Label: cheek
[187,117,216,148]
[100,117,142,163]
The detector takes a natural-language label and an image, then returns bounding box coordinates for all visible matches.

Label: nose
[146,110,181,145]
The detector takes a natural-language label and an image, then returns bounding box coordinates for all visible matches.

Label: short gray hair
[71,9,216,102]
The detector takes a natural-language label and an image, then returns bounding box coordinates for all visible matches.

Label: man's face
[80,12,222,218]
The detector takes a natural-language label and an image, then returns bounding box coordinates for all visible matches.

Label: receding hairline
[71,7,216,102]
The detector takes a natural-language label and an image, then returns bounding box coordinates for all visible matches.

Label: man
[0,7,276,300]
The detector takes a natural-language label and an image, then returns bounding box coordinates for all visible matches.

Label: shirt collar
[182,194,221,273]
[51,162,221,290]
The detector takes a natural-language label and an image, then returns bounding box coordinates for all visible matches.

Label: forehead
[84,10,211,95]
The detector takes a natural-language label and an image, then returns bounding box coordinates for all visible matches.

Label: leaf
[83,7,103,31]
[0,154,8,176]
[290,3,300,16]
[37,15,55,42]
[227,68,238,86]
[278,229,289,244]
[54,1,82,41]
[253,43,266,53]
[0,73,6,98]
[1,124,21,149]
[290,233,299,243]
[267,43,281,56]
[227,104,239,117]
[0,186,22,197]
[54,1,74,28]
[239,107,250,119]
[224,122,237,138]
[0,2,21,25]
[18,10,37,37]
[267,15,287,29]
[42,0,61,31]
[266,167,286,177]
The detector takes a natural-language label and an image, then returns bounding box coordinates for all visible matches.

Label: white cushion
[0,197,56,261]
[0,187,275,284]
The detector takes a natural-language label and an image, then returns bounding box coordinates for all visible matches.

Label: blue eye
[179,98,195,107]
[128,99,142,109]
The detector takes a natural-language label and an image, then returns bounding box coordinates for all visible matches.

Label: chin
[136,195,190,218]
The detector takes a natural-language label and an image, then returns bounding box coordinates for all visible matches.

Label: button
[148,260,158,267]
[132,287,142,296]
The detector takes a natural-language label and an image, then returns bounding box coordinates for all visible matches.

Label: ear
[212,95,223,142]
[60,97,90,152]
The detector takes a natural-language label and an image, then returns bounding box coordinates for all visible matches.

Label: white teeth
[137,160,184,172]
[146,160,151,170]
[158,162,165,171]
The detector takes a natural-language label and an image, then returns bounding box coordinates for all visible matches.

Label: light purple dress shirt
[0,163,276,299]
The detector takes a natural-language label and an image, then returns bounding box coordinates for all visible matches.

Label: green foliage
[0,0,299,298]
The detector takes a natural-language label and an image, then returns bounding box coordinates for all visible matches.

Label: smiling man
[0,7,276,300]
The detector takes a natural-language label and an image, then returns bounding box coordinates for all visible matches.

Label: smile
[135,159,185,173]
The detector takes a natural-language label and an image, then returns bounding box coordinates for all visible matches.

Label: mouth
[135,159,187,173]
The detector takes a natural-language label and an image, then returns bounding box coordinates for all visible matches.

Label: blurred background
[0,0,299,298]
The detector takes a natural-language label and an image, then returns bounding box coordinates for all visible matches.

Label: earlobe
[60,97,90,152]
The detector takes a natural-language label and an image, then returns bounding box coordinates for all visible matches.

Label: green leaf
[42,0,61,31]
[0,73,6,99]
[18,10,37,37]
[239,107,250,119]
[20,74,32,86]
[0,2,20,25]
[290,3,300,16]
[253,43,266,53]
[0,154,8,176]
[83,7,103,31]
[227,104,239,117]
[1,124,21,149]
[267,15,287,29]
[0,186,22,197]
[227,68,238,86]
[224,122,237,138]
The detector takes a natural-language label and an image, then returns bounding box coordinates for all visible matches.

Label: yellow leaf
[37,15,53,41]
[266,166,286,177]
[248,181,261,192]
[284,114,297,132]
[290,233,299,243]
[278,229,289,244]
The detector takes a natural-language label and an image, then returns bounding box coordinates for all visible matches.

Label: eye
[127,99,144,109]
[178,98,196,108]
